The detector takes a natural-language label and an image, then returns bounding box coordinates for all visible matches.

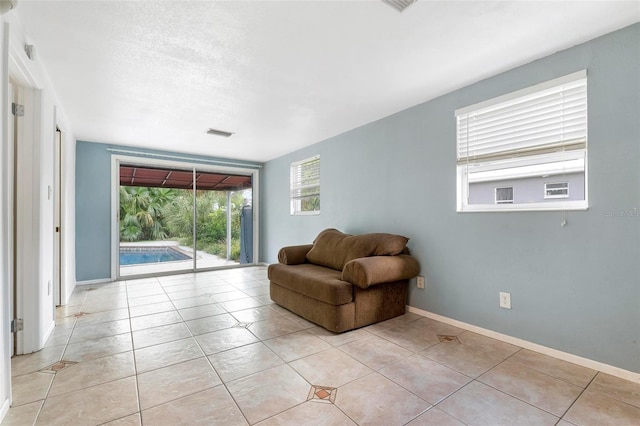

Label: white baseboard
[62,282,77,306]
[41,320,56,349]
[407,305,640,384]
[0,398,9,424]
[75,278,114,286]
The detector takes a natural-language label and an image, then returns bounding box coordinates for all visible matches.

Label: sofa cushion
[268,263,353,305]
[305,228,409,271]
[342,255,421,289]
[277,244,313,265]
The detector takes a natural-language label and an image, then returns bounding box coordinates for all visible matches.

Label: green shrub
[130,188,247,262]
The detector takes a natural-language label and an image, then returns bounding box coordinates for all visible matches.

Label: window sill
[291,211,320,216]
[457,200,588,213]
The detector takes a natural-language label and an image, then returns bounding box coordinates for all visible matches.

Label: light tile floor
[3,266,640,425]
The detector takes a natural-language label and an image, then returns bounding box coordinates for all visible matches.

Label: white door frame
[1,17,61,422]
[6,17,53,355]
[1,20,13,421]
[7,81,16,357]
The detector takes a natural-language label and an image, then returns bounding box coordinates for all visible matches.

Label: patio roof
[120,165,252,191]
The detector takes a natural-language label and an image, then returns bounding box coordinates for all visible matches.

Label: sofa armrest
[342,255,420,289]
[277,244,314,265]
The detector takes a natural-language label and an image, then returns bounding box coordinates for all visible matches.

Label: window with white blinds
[456,71,588,211]
[290,155,320,215]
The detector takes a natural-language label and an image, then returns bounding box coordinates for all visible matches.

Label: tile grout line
[30,293,85,425]
[219,275,336,425]
[557,371,600,422]
[126,277,144,423]
[136,271,230,416]
[347,333,470,425]
[473,377,563,420]
[438,344,596,423]
[173,277,253,426]
[502,348,598,389]
[391,330,524,424]
[430,379,477,425]
[439,348,568,422]
[401,406,435,426]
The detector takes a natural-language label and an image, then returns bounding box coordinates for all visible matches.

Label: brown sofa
[268,228,420,333]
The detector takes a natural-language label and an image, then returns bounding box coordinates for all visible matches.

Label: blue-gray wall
[261,24,640,373]
[75,142,261,282]
[76,142,113,281]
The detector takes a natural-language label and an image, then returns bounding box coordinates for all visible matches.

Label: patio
[119,241,238,277]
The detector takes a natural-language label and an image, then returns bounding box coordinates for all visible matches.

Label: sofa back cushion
[306,228,409,271]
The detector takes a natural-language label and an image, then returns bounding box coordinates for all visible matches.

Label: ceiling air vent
[382,0,417,12]
[206,128,234,138]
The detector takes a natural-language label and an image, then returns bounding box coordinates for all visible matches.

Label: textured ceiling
[14,1,640,162]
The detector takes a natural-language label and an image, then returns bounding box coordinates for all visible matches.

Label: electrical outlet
[416,276,425,289]
[499,291,511,309]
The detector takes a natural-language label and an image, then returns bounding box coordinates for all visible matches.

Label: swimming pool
[120,246,192,265]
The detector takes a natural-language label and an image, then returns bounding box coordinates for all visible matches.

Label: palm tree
[119,186,145,241]
[119,186,177,242]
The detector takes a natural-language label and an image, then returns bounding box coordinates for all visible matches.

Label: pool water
[120,246,192,265]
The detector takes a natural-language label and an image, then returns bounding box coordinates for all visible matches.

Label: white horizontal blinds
[457,71,587,164]
[290,155,320,204]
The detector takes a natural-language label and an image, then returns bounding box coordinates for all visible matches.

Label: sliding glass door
[193,170,253,270]
[116,161,255,278]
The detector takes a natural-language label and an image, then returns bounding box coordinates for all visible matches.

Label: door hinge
[10,318,24,333]
[56,226,60,232]
[11,103,24,117]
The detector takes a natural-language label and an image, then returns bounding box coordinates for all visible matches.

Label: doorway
[114,158,257,279]
[6,79,55,356]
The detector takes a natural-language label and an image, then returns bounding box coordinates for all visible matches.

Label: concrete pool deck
[119,241,238,277]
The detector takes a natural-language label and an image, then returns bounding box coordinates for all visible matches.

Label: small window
[545,182,569,199]
[495,187,514,204]
[290,155,320,215]
[456,70,588,212]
